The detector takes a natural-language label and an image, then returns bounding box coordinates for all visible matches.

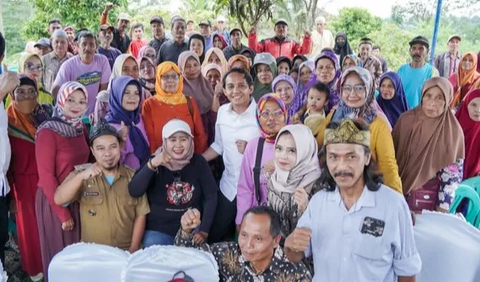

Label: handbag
[169,271,194,282]
[407,176,441,212]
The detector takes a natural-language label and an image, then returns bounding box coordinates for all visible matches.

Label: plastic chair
[449,184,480,226]
[462,176,480,196]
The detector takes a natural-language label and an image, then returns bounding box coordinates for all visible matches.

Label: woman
[268,124,321,239]
[142,61,208,154]
[110,54,151,102]
[333,32,353,68]
[272,74,297,114]
[202,47,228,74]
[316,67,402,193]
[89,90,109,128]
[292,55,308,69]
[295,61,314,95]
[377,72,409,127]
[138,56,157,96]
[227,55,250,71]
[188,33,206,63]
[106,76,150,170]
[178,51,217,144]
[393,77,465,212]
[241,49,255,67]
[449,52,480,110]
[212,33,227,50]
[7,76,52,282]
[252,52,277,101]
[202,63,222,91]
[276,56,292,75]
[236,94,287,227]
[35,81,90,281]
[456,89,480,179]
[128,119,218,246]
[342,54,358,72]
[138,45,157,62]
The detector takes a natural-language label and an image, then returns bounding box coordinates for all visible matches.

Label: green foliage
[330,8,382,44]
[2,0,34,56]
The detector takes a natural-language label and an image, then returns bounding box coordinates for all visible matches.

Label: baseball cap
[198,20,211,27]
[409,35,430,49]
[230,27,242,36]
[217,16,227,22]
[448,34,461,42]
[162,119,193,139]
[64,26,74,32]
[34,38,51,48]
[275,19,288,26]
[117,12,131,22]
[150,16,165,25]
[186,19,194,24]
[99,24,114,32]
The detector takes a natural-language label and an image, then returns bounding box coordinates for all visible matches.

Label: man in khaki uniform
[55,122,150,253]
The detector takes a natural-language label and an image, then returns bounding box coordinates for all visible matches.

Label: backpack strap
[253,137,266,206]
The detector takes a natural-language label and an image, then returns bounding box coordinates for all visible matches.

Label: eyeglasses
[161,74,179,81]
[260,109,284,119]
[341,85,366,94]
[25,63,43,72]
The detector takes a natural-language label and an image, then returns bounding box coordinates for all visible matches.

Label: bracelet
[148,158,158,172]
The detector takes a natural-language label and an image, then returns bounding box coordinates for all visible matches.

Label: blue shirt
[104,175,115,185]
[397,63,438,108]
[297,184,422,282]
[204,35,213,52]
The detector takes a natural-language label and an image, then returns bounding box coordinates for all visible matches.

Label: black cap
[359,37,373,46]
[89,120,121,146]
[409,35,430,49]
[198,20,211,27]
[150,16,164,25]
[230,27,242,36]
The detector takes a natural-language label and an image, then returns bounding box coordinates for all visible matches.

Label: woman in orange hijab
[448,52,480,109]
[142,61,207,154]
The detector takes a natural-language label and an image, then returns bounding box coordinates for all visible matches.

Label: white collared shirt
[0,102,11,196]
[210,100,260,201]
[297,184,422,282]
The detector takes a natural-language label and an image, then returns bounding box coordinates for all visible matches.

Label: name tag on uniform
[84,191,100,197]
[361,216,385,237]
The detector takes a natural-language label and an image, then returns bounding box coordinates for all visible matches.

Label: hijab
[154,62,187,105]
[188,34,206,63]
[451,52,480,109]
[202,47,228,74]
[256,94,288,143]
[18,53,45,89]
[272,74,297,120]
[333,32,353,67]
[161,119,195,171]
[376,72,409,127]
[110,54,138,83]
[91,90,110,127]
[105,76,150,164]
[201,63,223,80]
[138,45,155,60]
[252,52,278,101]
[138,56,157,94]
[227,55,251,71]
[212,33,228,50]
[455,89,480,179]
[342,54,359,71]
[270,124,321,193]
[37,81,88,138]
[177,51,214,114]
[393,77,465,194]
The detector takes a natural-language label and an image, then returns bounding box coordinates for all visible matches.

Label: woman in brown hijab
[393,77,465,213]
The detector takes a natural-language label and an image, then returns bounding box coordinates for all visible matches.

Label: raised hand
[80,163,102,180]
[180,208,201,234]
[294,188,309,213]
[285,227,312,253]
[0,64,20,100]
[150,149,172,168]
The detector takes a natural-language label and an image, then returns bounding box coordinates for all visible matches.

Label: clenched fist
[181,208,202,234]
[284,227,312,253]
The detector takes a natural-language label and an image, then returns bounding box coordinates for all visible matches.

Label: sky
[323,0,407,18]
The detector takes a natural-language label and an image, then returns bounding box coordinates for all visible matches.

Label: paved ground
[4,234,30,282]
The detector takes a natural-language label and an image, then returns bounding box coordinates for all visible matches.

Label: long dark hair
[317,119,383,192]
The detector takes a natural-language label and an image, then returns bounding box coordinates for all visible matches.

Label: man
[249,19,311,59]
[223,27,254,61]
[398,35,439,108]
[285,118,422,282]
[186,19,196,37]
[358,38,383,88]
[42,29,73,92]
[157,18,188,65]
[128,23,148,58]
[100,2,131,53]
[177,206,311,281]
[308,16,334,60]
[148,16,167,56]
[34,38,53,56]
[216,16,230,45]
[48,19,62,35]
[54,122,150,253]
[97,24,122,69]
[199,20,213,51]
[434,35,462,78]
[372,45,388,73]
[202,68,260,242]
[53,32,111,116]
[64,26,77,54]
[0,31,19,267]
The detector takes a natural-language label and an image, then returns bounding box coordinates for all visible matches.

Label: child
[276,56,292,75]
[129,23,148,58]
[292,82,330,137]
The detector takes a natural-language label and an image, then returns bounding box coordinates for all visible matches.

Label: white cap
[315,16,326,24]
[217,15,227,22]
[162,119,193,139]
[117,13,131,22]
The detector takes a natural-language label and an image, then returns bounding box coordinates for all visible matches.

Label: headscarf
[294,60,314,96]
[201,63,223,80]
[138,45,155,60]
[451,52,480,109]
[18,53,45,88]
[256,94,288,143]
[37,81,89,138]
[270,124,321,193]
[91,90,110,127]
[138,56,157,93]
[252,52,278,101]
[276,56,292,70]
[376,72,409,127]
[177,51,214,114]
[342,54,359,71]
[227,55,251,71]
[333,67,389,127]
[272,74,297,119]
[105,76,150,164]
[333,32,353,67]
[161,119,195,171]
[110,54,138,83]
[202,47,228,74]
[393,77,465,194]
[188,33,206,63]
[455,89,480,179]
[154,62,187,105]
[212,33,228,50]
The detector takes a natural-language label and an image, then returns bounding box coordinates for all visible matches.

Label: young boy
[129,23,148,58]
[293,82,330,136]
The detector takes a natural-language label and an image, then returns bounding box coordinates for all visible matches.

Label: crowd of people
[0,2,479,281]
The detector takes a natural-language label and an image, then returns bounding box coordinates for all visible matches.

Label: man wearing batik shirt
[285,119,422,282]
[176,206,311,282]
[358,38,383,88]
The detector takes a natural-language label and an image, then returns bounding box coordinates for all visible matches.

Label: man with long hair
[284,118,422,282]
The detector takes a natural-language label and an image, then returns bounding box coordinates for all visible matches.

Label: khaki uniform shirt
[65,165,150,249]
[42,52,73,92]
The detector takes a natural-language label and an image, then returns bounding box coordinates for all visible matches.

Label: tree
[2,0,35,56]
[330,8,382,45]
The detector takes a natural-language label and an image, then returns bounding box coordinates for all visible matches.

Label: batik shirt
[175,230,312,282]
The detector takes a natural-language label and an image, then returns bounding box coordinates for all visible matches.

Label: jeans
[142,230,175,247]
